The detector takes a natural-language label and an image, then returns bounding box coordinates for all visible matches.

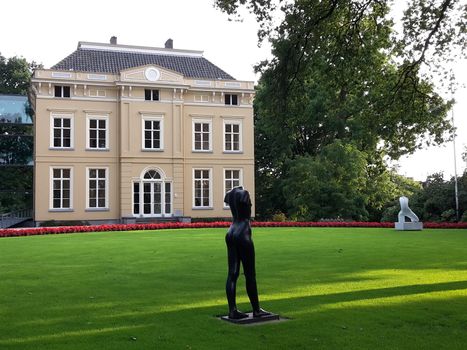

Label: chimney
[110,36,117,45]
[165,38,173,49]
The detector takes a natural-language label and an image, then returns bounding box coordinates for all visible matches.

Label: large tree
[0,54,40,95]
[216,0,465,220]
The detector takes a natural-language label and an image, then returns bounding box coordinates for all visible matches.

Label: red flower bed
[0,221,465,238]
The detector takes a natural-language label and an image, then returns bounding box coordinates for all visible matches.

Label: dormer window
[54,85,71,98]
[145,89,160,101]
[225,94,238,106]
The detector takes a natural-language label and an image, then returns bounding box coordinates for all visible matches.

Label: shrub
[380,205,399,222]
[271,212,287,222]
[441,209,456,222]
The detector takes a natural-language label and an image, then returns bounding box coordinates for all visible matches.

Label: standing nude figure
[224,186,270,319]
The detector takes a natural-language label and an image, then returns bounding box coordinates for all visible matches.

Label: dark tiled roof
[51,48,235,80]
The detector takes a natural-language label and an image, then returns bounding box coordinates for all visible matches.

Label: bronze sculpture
[224,186,271,319]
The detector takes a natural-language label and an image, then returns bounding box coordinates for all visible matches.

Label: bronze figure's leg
[239,233,272,318]
[225,233,248,319]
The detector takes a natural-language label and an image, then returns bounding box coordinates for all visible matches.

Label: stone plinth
[395,222,423,231]
[220,312,281,325]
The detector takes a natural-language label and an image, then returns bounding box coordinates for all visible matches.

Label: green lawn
[1,228,467,350]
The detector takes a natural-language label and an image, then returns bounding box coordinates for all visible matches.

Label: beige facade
[32,41,255,224]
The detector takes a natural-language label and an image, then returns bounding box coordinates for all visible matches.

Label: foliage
[410,172,457,221]
[0,166,33,212]
[271,212,287,222]
[0,53,40,95]
[400,0,467,92]
[215,0,467,90]
[0,124,33,165]
[0,53,38,213]
[282,141,369,220]
[215,0,464,220]
[366,167,422,221]
[382,171,467,222]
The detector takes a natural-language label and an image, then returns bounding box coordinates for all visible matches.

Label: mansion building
[31,38,255,224]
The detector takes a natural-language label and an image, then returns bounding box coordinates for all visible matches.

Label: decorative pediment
[120,65,184,83]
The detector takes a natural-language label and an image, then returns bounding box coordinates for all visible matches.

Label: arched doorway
[133,168,172,217]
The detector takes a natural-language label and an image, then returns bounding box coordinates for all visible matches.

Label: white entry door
[143,182,162,216]
[133,169,172,217]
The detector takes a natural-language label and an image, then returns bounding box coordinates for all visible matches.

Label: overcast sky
[1,0,465,180]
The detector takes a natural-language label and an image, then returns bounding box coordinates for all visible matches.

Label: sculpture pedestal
[395,222,423,231]
[220,312,281,325]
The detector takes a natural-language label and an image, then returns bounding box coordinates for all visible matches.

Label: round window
[145,68,160,81]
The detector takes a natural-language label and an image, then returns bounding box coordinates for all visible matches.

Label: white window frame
[192,118,212,152]
[50,113,74,149]
[144,89,160,101]
[49,167,73,210]
[54,85,71,98]
[224,93,239,106]
[86,115,109,150]
[194,94,209,103]
[141,115,164,151]
[89,89,106,97]
[223,119,243,153]
[223,169,243,208]
[86,167,109,210]
[131,168,173,217]
[192,168,213,209]
[163,181,173,216]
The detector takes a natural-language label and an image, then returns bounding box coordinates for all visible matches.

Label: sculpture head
[224,186,252,220]
[399,196,409,208]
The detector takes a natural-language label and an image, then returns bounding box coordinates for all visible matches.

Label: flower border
[1,221,466,238]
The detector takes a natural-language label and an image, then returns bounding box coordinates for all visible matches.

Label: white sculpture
[395,196,423,230]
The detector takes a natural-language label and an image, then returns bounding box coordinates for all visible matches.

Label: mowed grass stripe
[1,228,467,350]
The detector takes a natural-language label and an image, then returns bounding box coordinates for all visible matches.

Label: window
[224,121,242,152]
[224,169,242,194]
[87,116,108,149]
[145,89,160,101]
[89,89,106,97]
[50,168,72,209]
[192,120,211,151]
[144,170,161,179]
[194,94,209,102]
[142,116,164,150]
[133,169,172,217]
[224,94,238,106]
[87,168,108,209]
[193,169,211,208]
[165,182,172,214]
[54,85,71,98]
[224,169,242,206]
[51,114,73,148]
[133,182,140,215]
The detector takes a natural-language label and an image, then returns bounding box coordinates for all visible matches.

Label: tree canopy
[215,0,465,220]
[0,53,40,95]
[215,0,466,88]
